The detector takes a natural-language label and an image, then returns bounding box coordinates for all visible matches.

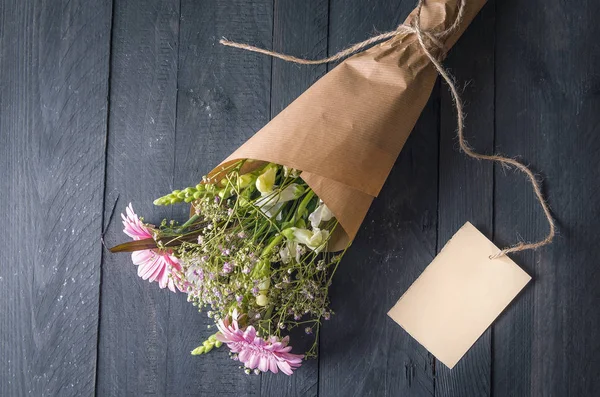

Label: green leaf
[109,238,157,253]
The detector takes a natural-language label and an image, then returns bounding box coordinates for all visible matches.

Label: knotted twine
[219,0,555,259]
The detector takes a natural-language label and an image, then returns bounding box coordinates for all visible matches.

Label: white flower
[279,244,291,264]
[258,279,270,291]
[283,166,300,178]
[279,184,305,202]
[261,202,285,220]
[256,294,269,306]
[237,173,253,188]
[279,240,302,264]
[256,165,277,194]
[291,228,312,245]
[295,243,305,261]
[290,227,330,253]
[256,184,304,219]
[308,201,333,229]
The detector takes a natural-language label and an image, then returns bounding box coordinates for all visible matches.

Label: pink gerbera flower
[121,203,184,292]
[216,310,304,375]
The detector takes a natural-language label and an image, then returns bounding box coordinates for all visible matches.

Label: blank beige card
[388,222,531,368]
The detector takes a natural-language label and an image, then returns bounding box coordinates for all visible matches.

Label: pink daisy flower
[216,310,304,375]
[121,203,184,292]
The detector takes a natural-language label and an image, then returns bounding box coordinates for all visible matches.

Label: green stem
[176,214,200,233]
[261,234,284,257]
[265,305,274,335]
[296,189,315,219]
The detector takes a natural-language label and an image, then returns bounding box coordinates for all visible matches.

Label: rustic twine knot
[219,0,556,259]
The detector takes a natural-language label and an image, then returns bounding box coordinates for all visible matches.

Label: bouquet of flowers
[113,161,344,375]
[110,0,486,376]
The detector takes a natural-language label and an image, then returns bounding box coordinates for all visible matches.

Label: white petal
[279,245,291,264]
[303,229,330,252]
[320,204,333,222]
[308,202,333,228]
[291,228,313,246]
[256,166,277,194]
[277,184,303,202]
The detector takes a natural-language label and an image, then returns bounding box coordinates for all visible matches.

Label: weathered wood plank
[318,1,438,396]
[167,0,273,394]
[259,1,329,396]
[96,0,180,395]
[0,0,112,395]
[435,2,495,396]
[494,0,600,395]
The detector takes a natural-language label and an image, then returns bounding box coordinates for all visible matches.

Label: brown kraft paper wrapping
[207,0,487,250]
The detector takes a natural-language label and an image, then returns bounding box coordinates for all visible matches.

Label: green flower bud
[258,279,270,291]
[256,294,268,306]
[256,164,278,194]
[281,228,295,240]
[191,346,205,355]
[191,333,223,355]
[237,173,254,189]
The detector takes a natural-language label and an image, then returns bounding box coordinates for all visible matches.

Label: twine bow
[220,0,555,259]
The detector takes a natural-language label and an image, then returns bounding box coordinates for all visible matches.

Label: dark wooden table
[2,0,599,396]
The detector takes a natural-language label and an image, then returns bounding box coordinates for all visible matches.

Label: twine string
[220,0,555,258]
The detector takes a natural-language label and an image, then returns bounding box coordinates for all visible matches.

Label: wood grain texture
[318,1,437,396]
[3,0,600,395]
[96,0,180,395]
[494,0,600,396]
[259,1,329,396]
[168,0,273,394]
[435,2,495,396]
[0,0,112,395]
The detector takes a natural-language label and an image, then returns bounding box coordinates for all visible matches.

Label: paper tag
[388,222,531,368]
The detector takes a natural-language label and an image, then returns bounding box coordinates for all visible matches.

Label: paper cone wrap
[208,0,487,249]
